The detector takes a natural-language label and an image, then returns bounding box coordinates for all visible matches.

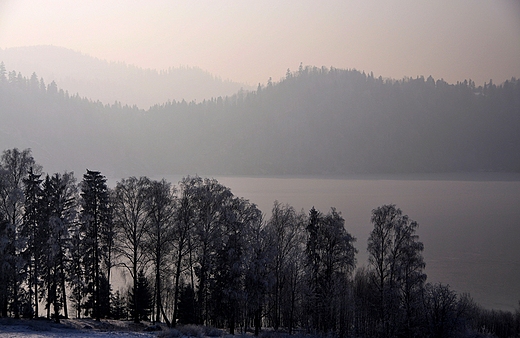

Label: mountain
[0,45,253,108]
[0,64,519,177]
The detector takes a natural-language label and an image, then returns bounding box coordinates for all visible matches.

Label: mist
[0,0,519,335]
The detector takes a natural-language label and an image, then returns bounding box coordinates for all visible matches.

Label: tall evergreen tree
[40,172,77,322]
[21,167,43,318]
[80,169,111,321]
[304,207,357,334]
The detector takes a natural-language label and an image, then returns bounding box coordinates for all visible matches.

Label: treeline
[0,45,253,108]
[1,62,520,177]
[1,148,519,338]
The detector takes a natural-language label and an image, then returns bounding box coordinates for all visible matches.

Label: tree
[111,290,127,320]
[264,201,305,331]
[0,211,11,317]
[177,284,197,325]
[0,148,41,318]
[304,207,357,335]
[68,224,86,319]
[169,176,198,327]
[212,196,262,334]
[144,179,175,324]
[0,62,6,82]
[80,169,112,321]
[423,283,462,338]
[128,270,153,321]
[190,177,234,325]
[367,204,425,338]
[244,214,271,336]
[112,176,151,323]
[21,166,43,318]
[39,172,78,322]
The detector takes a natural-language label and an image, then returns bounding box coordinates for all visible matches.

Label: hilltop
[0,63,518,177]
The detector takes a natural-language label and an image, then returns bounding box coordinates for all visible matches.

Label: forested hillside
[1,62,519,176]
[0,46,252,108]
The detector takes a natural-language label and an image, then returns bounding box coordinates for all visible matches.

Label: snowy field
[0,318,160,338]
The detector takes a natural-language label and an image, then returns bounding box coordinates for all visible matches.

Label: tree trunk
[171,244,184,327]
[61,270,68,319]
[133,250,139,324]
[229,312,235,335]
[254,307,261,336]
[155,264,161,324]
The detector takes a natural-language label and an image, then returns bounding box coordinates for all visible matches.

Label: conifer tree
[111,290,127,320]
[40,172,77,322]
[80,169,111,321]
[128,270,152,321]
[22,167,43,318]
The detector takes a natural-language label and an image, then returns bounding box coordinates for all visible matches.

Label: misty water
[109,173,520,312]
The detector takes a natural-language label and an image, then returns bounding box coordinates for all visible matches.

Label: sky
[0,0,519,86]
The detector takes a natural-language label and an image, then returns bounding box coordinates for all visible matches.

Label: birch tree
[367,204,425,338]
[112,176,151,323]
[144,179,175,324]
[0,148,41,318]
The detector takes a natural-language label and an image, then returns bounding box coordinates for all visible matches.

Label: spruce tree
[80,169,111,321]
[111,290,127,320]
[22,167,43,318]
[128,270,152,321]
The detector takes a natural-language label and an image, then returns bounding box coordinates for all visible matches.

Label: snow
[0,319,159,338]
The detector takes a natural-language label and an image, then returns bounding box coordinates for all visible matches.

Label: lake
[113,173,520,312]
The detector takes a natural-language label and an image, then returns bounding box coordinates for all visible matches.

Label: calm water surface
[115,173,520,312]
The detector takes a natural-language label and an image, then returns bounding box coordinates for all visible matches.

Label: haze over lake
[136,173,520,312]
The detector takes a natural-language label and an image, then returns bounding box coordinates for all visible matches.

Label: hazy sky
[0,0,519,85]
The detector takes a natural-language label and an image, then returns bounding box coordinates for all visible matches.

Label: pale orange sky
[0,0,519,85]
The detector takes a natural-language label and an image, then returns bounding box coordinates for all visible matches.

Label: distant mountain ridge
[0,45,253,108]
[0,63,518,177]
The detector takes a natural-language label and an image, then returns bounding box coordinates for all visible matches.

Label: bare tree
[264,201,306,331]
[190,177,233,325]
[367,204,425,338]
[0,148,41,318]
[144,179,175,325]
[112,176,151,323]
[169,177,198,327]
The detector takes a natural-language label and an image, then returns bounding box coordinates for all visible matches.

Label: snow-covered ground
[0,318,161,338]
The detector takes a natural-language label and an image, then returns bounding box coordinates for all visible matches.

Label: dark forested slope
[1,64,519,176]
